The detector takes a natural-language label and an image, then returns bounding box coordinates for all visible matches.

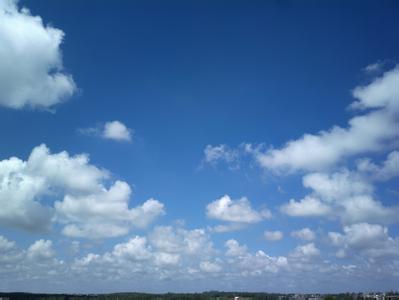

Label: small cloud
[201,144,239,170]
[364,62,384,74]
[103,120,132,142]
[206,194,271,224]
[291,228,316,241]
[264,230,283,241]
[79,120,133,142]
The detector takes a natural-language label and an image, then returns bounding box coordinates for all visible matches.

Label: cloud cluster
[1,224,398,293]
[0,144,164,238]
[328,223,399,259]
[206,195,271,232]
[280,162,399,224]
[0,0,76,109]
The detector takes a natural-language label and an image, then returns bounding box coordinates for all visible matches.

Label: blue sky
[0,0,399,294]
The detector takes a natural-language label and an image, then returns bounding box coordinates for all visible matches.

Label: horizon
[0,0,399,294]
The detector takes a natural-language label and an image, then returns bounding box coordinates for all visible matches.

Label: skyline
[0,0,399,294]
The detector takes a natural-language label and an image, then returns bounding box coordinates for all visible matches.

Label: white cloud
[329,223,399,259]
[102,121,132,142]
[291,243,320,258]
[303,170,373,202]
[281,165,399,224]
[202,144,239,169]
[208,223,247,233]
[251,66,399,173]
[0,0,76,109]
[112,236,152,261]
[291,228,316,241]
[2,230,397,292]
[149,226,214,256]
[79,121,133,142]
[280,197,331,217]
[199,261,222,273]
[206,195,271,224]
[0,152,54,231]
[340,195,397,224]
[264,230,283,241]
[357,150,399,181]
[56,183,165,239]
[225,239,248,257]
[351,66,399,111]
[27,239,55,261]
[0,144,164,237]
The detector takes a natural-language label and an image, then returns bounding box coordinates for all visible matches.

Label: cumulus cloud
[251,66,399,173]
[80,121,133,142]
[0,144,164,237]
[281,161,399,224]
[264,230,283,241]
[225,239,248,257]
[291,228,316,241]
[27,239,55,261]
[291,243,320,259]
[148,226,214,256]
[329,223,399,259]
[102,121,132,142]
[199,261,222,273]
[206,195,271,232]
[1,231,398,292]
[0,0,76,109]
[280,197,331,217]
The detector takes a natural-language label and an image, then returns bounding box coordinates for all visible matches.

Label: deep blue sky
[0,0,399,293]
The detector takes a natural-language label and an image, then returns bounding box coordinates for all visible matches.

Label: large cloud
[0,0,76,109]
[252,66,399,173]
[0,144,164,237]
[280,165,399,224]
[328,223,399,259]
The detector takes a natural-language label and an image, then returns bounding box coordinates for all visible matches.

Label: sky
[0,0,399,294]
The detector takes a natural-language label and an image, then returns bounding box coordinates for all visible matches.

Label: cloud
[199,261,222,273]
[208,223,247,233]
[27,239,55,261]
[291,243,320,260]
[281,160,399,224]
[280,197,332,217]
[202,144,239,169]
[0,236,16,252]
[1,230,398,292]
[55,185,165,239]
[79,120,133,142]
[264,230,283,241]
[207,195,271,224]
[225,239,248,257]
[291,228,316,241]
[251,66,399,173]
[102,121,132,142]
[0,0,76,109]
[0,144,164,237]
[356,150,399,181]
[148,226,214,256]
[328,223,399,259]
